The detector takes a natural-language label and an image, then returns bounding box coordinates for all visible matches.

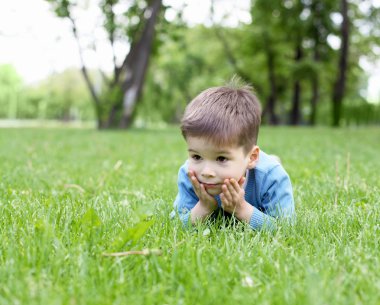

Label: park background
[0,1,379,305]
[1,0,380,127]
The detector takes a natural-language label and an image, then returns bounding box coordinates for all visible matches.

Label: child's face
[186,136,259,196]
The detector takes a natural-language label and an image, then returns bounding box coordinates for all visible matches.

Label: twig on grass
[102,249,162,257]
[98,160,123,188]
[64,184,85,193]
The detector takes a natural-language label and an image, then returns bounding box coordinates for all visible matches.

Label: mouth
[201,182,221,188]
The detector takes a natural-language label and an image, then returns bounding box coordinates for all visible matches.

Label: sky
[0,0,250,83]
[0,0,379,102]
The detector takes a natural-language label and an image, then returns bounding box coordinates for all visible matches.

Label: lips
[201,182,221,188]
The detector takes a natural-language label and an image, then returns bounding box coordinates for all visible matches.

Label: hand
[188,170,218,212]
[220,177,253,221]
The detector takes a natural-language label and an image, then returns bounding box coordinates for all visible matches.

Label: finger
[200,183,214,201]
[238,176,246,187]
[189,175,201,194]
[191,175,198,186]
[230,178,242,193]
[189,172,202,188]
[220,193,226,208]
[220,193,231,209]
[194,180,203,195]
[222,184,232,202]
[226,179,238,195]
[189,170,199,180]
[200,183,207,194]
[220,193,225,202]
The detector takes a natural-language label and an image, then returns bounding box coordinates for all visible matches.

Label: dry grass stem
[102,249,162,257]
[64,184,85,193]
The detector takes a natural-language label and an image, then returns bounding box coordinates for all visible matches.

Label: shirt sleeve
[173,163,199,227]
[249,165,295,231]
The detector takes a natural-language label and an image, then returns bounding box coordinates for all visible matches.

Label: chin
[205,187,222,196]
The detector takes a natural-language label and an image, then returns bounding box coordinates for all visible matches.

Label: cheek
[218,167,236,180]
[222,163,247,180]
[188,162,199,175]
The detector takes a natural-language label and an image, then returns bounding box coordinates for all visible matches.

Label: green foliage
[45,0,167,128]
[46,0,72,18]
[0,64,24,118]
[110,218,155,251]
[0,127,379,304]
[6,1,380,126]
[81,207,102,228]
[26,68,94,121]
[137,25,236,124]
[0,67,94,121]
[343,102,380,126]
[135,9,380,126]
[97,85,124,124]
[291,60,320,81]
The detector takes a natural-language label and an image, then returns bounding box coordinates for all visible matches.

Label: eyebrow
[188,149,231,155]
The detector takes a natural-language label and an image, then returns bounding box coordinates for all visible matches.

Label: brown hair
[181,78,262,153]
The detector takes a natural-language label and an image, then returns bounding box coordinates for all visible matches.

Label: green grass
[0,127,379,305]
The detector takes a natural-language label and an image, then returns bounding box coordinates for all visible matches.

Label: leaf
[111,219,155,251]
[81,208,102,228]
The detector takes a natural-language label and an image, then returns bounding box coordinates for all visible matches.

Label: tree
[248,0,286,125]
[0,64,23,119]
[331,0,349,127]
[208,0,281,124]
[287,0,330,125]
[46,0,163,129]
[136,24,236,124]
[28,68,94,121]
[308,0,325,125]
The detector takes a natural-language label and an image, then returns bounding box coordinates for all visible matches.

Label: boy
[173,80,295,231]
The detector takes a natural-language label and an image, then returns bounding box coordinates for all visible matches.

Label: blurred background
[0,0,379,129]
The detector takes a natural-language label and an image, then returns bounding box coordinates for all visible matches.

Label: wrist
[235,201,254,223]
[199,198,218,212]
[191,201,216,223]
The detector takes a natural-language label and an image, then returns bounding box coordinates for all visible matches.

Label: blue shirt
[173,150,295,231]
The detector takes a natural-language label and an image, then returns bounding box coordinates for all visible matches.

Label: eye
[191,154,202,161]
[216,156,228,163]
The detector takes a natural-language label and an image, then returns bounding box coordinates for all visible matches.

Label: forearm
[249,207,277,231]
[234,201,254,224]
[234,202,276,231]
[190,201,216,224]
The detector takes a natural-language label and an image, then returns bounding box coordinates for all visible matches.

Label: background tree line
[1,0,379,127]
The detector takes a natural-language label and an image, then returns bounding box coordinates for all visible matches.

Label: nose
[201,164,215,178]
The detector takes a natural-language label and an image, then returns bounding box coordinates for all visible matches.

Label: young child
[173,80,295,231]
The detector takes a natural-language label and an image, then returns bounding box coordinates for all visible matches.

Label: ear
[247,146,260,169]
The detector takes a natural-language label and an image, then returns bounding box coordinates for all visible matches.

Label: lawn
[0,127,379,305]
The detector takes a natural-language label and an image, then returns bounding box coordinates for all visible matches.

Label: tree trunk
[309,0,321,126]
[118,0,162,128]
[69,17,104,129]
[332,0,349,127]
[262,33,279,125]
[47,1,163,130]
[265,51,279,125]
[290,43,303,125]
[310,77,319,125]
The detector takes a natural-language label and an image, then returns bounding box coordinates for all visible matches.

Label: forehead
[186,136,244,155]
